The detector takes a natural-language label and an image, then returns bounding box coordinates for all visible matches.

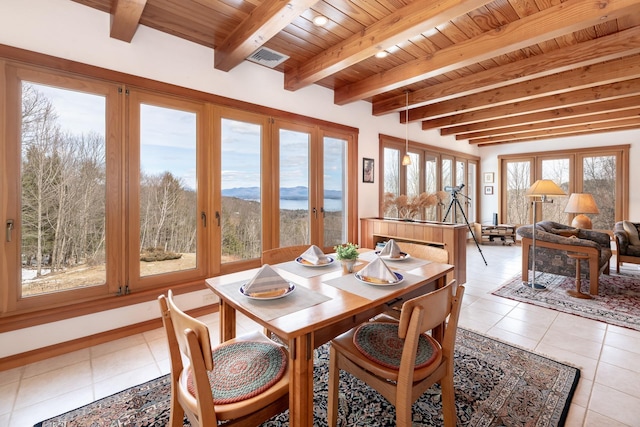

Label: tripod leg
[453,197,488,266]
[443,198,455,222]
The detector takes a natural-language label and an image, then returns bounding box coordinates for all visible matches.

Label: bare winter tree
[21,84,62,277]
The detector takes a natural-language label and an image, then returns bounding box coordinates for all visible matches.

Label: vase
[341,259,356,273]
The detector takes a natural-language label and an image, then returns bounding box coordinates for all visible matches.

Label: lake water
[279,198,343,211]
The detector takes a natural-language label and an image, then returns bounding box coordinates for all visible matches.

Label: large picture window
[0,56,358,323]
[379,135,479,223]
[499,146,629,228]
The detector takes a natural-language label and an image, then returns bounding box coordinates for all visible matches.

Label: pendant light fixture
[401,90,412,166]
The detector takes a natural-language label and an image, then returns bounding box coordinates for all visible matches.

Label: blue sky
[29,82,344,193]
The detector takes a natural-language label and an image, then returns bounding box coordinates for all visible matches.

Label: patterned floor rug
[34,328,579,427]
[493,270,640,331]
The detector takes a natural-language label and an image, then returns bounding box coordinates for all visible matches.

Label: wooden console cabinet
[360,218,467,284]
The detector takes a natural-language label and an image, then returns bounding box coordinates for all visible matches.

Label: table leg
[567,255,592,299]
[289,333,314,427]
[219,299,237,341]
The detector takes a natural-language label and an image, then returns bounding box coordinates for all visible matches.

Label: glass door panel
[383,147,400,197]
[467,162,477,224]
[138,104,198,277]
[221,118,262,262]
[322,136,347,247]
[540,158,570,223]
[405,152,420,197]
[279,129,311,246]
[20,82,107,297]
[504,160,532,225]
[424,153,438,220]
[582,155,616,229]
[441,157,453,222]
[454,160,466,223]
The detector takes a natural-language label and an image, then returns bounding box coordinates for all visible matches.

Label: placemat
[274,257,342,278]
[358,250,432,271]
[322,270,423,300]
[219,281,332,321]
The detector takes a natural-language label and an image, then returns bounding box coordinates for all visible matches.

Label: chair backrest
[397,280,464,373]
[397,242,449,263]
[159,290,216,426]
[262,245,313,264]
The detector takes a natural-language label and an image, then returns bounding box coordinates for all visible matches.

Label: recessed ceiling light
[313,15,328,27]
[375,50,388,58]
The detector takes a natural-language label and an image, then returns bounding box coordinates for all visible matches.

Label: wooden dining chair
[158,290,290,427]
[397,241,449,263]
[328,280,464,427]
[383,242,450,320]
[261,245,313,264]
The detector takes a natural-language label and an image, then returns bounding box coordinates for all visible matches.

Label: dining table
[205,249,454,427]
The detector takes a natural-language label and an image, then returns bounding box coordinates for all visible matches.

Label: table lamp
[525,179,566,290]
[564,193,599,229]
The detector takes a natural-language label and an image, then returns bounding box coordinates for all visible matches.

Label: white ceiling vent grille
[247,47,289,68]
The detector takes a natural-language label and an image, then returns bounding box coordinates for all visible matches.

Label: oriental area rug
[493,269,640,332]
[34,328,579,427]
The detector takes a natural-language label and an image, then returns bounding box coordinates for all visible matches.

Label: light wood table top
[205,253,453,427]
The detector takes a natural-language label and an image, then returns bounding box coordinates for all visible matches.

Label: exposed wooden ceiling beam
[334,0,640,105]
[109,0,147,42]
[440,96,640,135]
[283,0,492,91]
[408,53,640,122]
[421,78,640,129]
[373,26,640,116]
[214,0,318,72]
[473,124,640,146]
[457,107,640,140]
[469,118,640,145]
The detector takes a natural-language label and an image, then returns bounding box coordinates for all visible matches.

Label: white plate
[295,256,335,267]
[354,272,404,286]
[239,283,295,300]
[374,251,410,261]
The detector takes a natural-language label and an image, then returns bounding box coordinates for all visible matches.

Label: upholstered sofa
[517,221,612,295]
[613,221,640,273]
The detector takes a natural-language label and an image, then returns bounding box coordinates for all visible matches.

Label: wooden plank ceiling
[72,0,640,146]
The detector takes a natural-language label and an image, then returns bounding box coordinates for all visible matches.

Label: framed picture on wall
[484,186,494,195]
[483,172,494,183]
[363,158,374,183]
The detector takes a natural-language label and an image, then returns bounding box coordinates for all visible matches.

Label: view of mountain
[222,186,342,200]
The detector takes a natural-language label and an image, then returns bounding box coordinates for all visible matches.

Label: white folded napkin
[358,257,398,284]
[243,264,290,297]
[379,239,402,258]
[299,245,329,265]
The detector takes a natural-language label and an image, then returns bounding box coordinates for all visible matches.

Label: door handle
[6,219,14,242]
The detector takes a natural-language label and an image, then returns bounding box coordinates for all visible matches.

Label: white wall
[1,0,638,358]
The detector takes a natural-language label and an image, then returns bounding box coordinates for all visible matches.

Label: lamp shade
[564,193,599,229]
[526,179,566,197]
[564,193,600,214]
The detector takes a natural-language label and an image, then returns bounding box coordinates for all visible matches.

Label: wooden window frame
[0,44,359,331]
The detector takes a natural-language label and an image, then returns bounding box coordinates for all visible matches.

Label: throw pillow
[551,228,579,238]
[622,221,640,246]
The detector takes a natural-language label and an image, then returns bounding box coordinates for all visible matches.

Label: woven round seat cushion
[187,340,287,405]
[353,323,440,370]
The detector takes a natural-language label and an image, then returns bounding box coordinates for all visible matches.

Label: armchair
[613,221,640,273]
[517,221,612,295]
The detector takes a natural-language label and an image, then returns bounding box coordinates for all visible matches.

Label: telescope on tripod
[443,184,487,265]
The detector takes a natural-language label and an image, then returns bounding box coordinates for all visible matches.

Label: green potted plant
[334,242,359,273]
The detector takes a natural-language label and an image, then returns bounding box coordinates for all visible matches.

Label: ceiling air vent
[247,47,289,68]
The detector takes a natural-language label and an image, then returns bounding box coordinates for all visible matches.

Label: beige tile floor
[2,243,640,426]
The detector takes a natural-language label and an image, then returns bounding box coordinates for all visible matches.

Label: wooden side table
[566,253,592,299]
